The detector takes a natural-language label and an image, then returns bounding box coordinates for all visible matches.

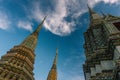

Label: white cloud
[31,0,79,36]
[18,21,33,32]
[30,0,120,36]
[101,0,119,4]
[0,0,119,34]
[0,11,10,30]
[87,0,120,7]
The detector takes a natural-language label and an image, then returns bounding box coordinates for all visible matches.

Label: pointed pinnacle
[56,48,58,55]
[53,48,58,65]
[87,4,96,14]
[41,16,47,25]
[34,16,47,34]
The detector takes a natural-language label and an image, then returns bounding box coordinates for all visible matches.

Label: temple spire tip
[87,4,96,14]
[53,48,58,65]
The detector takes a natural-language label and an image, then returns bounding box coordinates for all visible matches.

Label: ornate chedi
[83,6,120,80]
[0,17,46,80]
[47,48,58,80]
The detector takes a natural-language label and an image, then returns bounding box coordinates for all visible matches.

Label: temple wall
[85,73,90,80]
[101,60,114,70]
[90,67,96,76]
[114,46,120,60]
[90,60,114,76]
[89,46,120,77]
[95,65,102,73]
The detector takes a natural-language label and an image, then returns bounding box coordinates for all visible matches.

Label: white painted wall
[85,73,91,80]
[114,46,120,60]
[90,67,96,76]
[101,60,114,70]
[95,65,102,73]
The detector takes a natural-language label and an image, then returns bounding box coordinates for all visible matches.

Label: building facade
[83,7,120,80]
[0,17,46,80]
[47,48,58,80]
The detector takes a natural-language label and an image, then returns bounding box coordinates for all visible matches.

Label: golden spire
[20,16,46,51]
[47,48,58,80]
[53,48,58,66]
[32,16,46,36]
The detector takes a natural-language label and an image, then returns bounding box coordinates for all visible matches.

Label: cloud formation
[0,11,10,30]
[18,21,33,32]
[31,0,76,36]
[0,0,120,35]
[29,0,120,36]
[30,0,89,36]
[87,0,120,7]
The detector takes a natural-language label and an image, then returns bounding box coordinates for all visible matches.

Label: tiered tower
[83,6,120,80]
[47,48,58,80]
[0,17,46,80]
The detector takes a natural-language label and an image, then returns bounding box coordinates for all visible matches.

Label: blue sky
[0,0,120,80]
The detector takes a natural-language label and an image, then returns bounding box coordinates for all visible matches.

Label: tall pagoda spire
[21,16,46,51]
[47,48,58,80]
[0,17,46,80]
[32,16,46,36]
[87,5,101,20]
